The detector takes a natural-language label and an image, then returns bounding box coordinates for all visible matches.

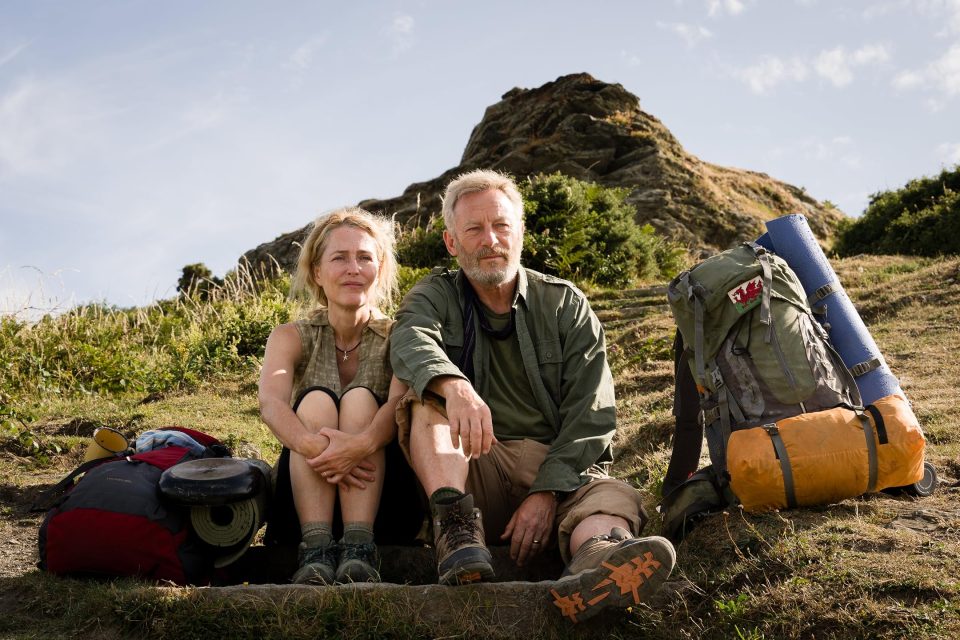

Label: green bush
[395,219,452,270]
[177,262,224,300]
[520,173,684,286]
[835,165,960,256]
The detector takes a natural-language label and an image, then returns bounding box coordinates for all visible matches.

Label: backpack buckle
[710,368,724,390]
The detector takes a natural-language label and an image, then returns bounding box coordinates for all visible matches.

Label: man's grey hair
[441,169,524,231]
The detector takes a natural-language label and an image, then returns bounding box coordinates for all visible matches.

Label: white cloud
[137,94,233,154]
[707,0,746,16]
[656,21,713,47]
[937,141,960,163]
[288,35,327,70]
[0,42,29,69]
[865,0,960,35]
[734,56,808,94]
[0,77,112,178]
[853,44,891,65]
[918,0,960,35]
[386,14,415,54]
[621,50,644,67]
[931,43,960,94]
[815,44,890,87]
[815,48,855,87]
[892,43,960,104]
[768,136,862,170]
[734,44,888,93]
[892,69,925,90]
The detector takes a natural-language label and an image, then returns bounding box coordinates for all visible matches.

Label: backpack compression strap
[857,411,879,493]
[763,424,797,509]
[747,242,775,343]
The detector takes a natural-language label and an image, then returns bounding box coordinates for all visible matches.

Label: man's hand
[306,429,377,489]
[438,378,497,458]
[500,491,557,567]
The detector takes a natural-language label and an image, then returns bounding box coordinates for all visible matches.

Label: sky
[1,0,958,316]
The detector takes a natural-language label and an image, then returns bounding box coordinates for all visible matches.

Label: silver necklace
[335,340,361,362]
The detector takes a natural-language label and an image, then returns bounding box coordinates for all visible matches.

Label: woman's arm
[310,375,408,484]
[258,323,329,459]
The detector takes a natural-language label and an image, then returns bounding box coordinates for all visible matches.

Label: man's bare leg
[408,401,469,494]
[408,401,493,584]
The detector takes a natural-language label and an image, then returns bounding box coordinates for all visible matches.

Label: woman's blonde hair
[292,207,397,309]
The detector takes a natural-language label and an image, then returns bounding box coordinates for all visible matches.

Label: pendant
[342,352,349,362]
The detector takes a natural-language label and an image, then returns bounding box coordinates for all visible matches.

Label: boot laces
[441,509,479,547]
[340,541,377,564]
[301,541,340,568]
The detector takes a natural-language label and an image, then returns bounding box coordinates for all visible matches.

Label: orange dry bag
[728,394,925,513]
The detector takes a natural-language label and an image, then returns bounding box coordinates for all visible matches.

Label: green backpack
[667,242,860,486]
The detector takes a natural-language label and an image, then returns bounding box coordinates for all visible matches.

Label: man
[390,169,675,623]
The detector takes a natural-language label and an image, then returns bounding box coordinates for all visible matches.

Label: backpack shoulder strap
[30,455,122,512]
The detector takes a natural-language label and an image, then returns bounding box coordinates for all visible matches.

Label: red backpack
[36,427,229,585]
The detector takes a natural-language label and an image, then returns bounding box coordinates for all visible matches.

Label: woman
[259,207,417,584]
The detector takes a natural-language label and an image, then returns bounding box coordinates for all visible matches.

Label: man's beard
[454,241,520,287]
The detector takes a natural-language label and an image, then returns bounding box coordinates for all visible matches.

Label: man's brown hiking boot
[432,493,495,585]
[549,527,676,624]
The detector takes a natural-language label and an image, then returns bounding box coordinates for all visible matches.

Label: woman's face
[313,225,381,311]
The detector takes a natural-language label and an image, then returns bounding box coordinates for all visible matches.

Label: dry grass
[1,254,958,638]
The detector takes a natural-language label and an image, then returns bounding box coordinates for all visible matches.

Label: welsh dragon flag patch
[728,276,763,314]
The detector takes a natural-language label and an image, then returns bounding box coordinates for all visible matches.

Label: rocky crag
[242,73,844,273]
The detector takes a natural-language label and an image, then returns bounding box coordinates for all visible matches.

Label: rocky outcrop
[242,73,845,273]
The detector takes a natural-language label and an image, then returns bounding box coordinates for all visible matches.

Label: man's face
[444,189,523,287]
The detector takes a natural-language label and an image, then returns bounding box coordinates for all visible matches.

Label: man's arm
[390,277,467,397]
[530,290,617,494]
[425,376,496,458]
[390,276,496,458]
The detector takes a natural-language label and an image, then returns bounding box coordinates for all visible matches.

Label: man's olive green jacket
[390,267,617,495]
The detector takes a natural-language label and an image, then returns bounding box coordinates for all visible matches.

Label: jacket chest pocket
[535,337,562,404]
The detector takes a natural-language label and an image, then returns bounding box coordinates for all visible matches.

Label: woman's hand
[298,431,332,460]
[306,428,377,489]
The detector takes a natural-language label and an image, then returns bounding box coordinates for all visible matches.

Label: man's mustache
[475,246,509,259]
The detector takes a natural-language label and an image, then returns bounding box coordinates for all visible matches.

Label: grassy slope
[2,255,959,639]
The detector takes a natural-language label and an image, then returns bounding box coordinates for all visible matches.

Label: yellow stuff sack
[728,394,925,512]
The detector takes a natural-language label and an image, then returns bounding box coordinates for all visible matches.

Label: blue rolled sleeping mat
[756,214,903,405]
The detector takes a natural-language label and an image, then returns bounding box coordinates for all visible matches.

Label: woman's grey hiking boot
[292,539,340,585]
[550,527,676,624]
[336,532,381,583]
[432,493,495,585]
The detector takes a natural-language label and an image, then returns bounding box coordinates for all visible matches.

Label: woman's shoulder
[367,308,394,339]
[264,322,304,359]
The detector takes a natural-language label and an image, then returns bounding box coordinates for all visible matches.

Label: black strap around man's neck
[458,279,516,384]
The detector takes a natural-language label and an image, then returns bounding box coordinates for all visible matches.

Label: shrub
[520,173,685,286]
[835,165,960,257]
[177,263,224,300]
[395,218,452,270]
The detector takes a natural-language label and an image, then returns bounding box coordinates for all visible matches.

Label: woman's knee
[295,389,339,432]
[339,387,379,432]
